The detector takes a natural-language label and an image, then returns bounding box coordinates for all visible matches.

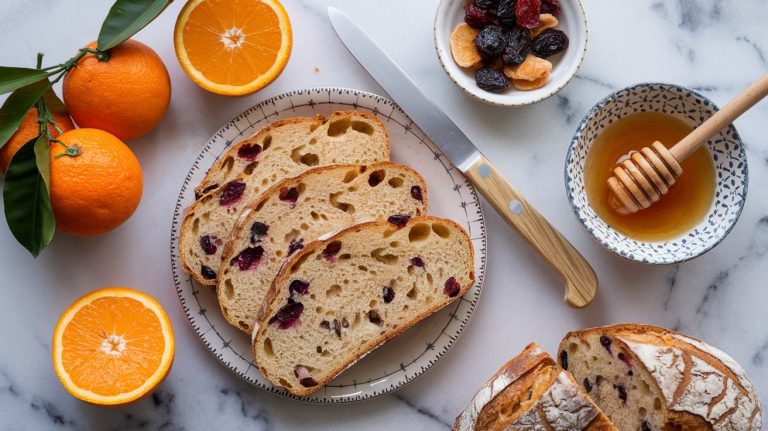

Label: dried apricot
[512,72,550,90]
[503,54,552,81]
[450,23,482,68]
[532,14,558,36]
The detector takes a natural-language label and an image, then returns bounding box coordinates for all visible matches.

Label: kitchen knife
[328,7,597,308]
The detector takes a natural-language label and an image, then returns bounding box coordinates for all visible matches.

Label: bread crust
[252,215,475,396]
[216,161,429,333]
[558,323,762,431]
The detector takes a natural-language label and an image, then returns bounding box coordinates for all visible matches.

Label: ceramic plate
[170,88,487,402]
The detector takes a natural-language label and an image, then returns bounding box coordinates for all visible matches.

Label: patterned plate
[170,88,487,402]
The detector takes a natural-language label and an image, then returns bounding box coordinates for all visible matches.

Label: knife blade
[328,7,597,308]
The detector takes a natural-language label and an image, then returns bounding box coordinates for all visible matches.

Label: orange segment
[174,0,292,95]
[52,287,174,405]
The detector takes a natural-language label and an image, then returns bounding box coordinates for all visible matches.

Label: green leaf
[0,80,51,150]
[3,137,56,257]
[42,87,68,114]
[33,134,51,191]
[0,66,53,95]
[97,0,173,51]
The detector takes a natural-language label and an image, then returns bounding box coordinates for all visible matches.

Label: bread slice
[454,343,617,431]
[252,216,475,396]
[217,162,428,334]
[179,111,390,285]
[558,324,762,431]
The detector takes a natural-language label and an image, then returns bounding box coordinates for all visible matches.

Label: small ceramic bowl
[565,83,748,264]
[434,0,587,106]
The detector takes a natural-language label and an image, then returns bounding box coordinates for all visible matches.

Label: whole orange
[63,39,171,141]
[50,128,143,236]
[0,107,75,174]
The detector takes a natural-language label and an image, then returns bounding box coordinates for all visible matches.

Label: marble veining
[0,0,767,429]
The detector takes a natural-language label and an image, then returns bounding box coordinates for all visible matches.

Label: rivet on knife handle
[464,155,597,308]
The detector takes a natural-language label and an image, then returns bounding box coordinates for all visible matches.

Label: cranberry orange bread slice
[218,162,428,334]
[454,343,617,431]
[558,324,762,431]
[180,111,390,285]
[252,216,475,396]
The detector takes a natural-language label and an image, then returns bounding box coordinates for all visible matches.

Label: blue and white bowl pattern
[565,83,748,264]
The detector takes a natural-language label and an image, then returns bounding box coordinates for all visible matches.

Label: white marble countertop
[2,0,767,429]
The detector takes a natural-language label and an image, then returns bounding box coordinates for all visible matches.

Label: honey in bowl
[584,112,716,242]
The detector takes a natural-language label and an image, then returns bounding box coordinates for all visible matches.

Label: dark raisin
[219,180,246,206]
[237,142,262,161]
[196,183,219,200]
[583,378,592,393]
[502,26,531,65]
[410,185,423,202]
[316,346,322,354]
[287,238,304,256]
[368,310,382,325]
[531,29,569,58]
[199,235,217,255]
[230,246,264,271]
[300,377,318,387]
[559,350,568,370]
[515,0,541,29]
[496,0,517,27]
[289,279,310,296]
[614,384,627,402]
[341,318,349,328]
[250,222,269,243]
[388,214,410,226]
[641,420,651,431]
[319,320,331,330]
[464,3,496,29]
[475,25,507,58]
[200,265,217,280]
[444,277,461,297]
[600,335,613,354]
[475,67,509,92]
[618,352,632,368]
[268,301,304,329]
[411,256,425,268]
[383,286,395,303]
[279,186,299,204]
[323,240,342,257]
[540,0,560,15]
[474,0,499,9]
[333,319,342,337]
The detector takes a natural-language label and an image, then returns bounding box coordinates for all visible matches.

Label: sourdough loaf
[217,162,428,334]
[454,343,617,431]
[558,324,762,431]
[179,111,390,285]
[252,216,475,396]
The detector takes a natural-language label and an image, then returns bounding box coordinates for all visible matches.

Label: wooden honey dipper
[608,74,768,214]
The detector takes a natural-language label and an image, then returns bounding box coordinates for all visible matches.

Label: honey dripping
[584,112,716,242]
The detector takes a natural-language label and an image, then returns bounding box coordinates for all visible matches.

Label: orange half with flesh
[174,0,292,96]
[52,287,174,405]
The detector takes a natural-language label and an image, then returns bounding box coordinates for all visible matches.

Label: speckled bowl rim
[565,82,749,265]
[433,0,588,107]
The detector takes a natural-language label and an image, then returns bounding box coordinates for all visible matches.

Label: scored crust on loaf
[252,216,475,396]
[217,162,429,334]
[179,111,390,285]
[558,323,762,431]
[454,343,617,431]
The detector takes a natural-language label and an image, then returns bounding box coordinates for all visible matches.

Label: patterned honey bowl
[565,83,748,264]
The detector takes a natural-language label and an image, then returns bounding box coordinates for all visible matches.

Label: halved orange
[174,0,292,96]
[52,287,175,405]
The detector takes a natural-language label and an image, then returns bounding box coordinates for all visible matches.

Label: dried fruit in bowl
[503,54,552,81]
[450,23,482,68]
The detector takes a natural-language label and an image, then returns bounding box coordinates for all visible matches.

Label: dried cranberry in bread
[252,216,475,396]
[558,324,762,431]
[217,162,428,334]
[454,343,617,431]
[179,111,390,285]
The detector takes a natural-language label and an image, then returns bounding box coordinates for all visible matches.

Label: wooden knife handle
[464,155,597,308]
